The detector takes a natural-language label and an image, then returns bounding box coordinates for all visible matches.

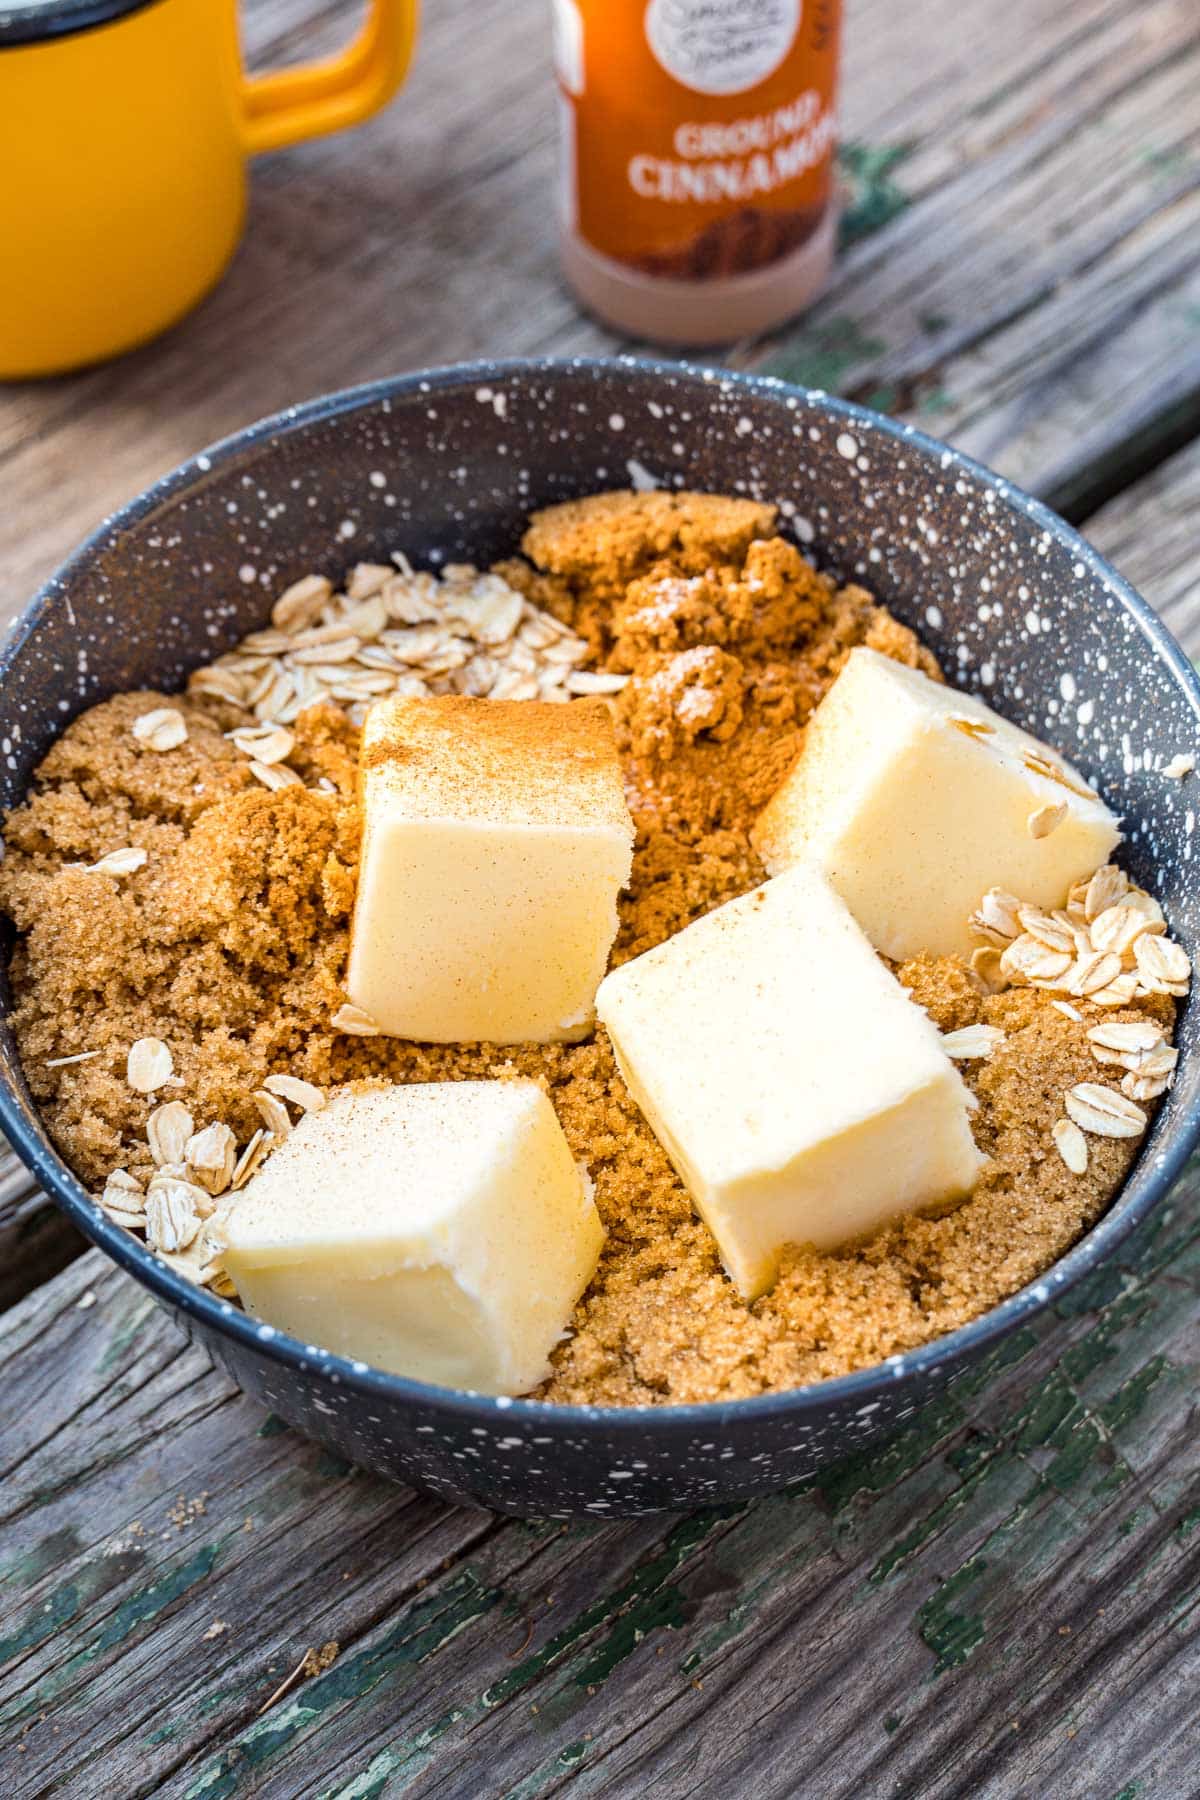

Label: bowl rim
[5,352,1200,1435]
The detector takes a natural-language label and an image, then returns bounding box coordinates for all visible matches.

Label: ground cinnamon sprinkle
[0,490,1172,1405]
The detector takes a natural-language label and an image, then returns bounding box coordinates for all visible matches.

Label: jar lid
[0,0,161,48]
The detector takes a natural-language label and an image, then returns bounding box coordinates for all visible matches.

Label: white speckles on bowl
[1,358,1199,1516]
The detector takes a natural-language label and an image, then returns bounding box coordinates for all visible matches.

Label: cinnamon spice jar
[553,0,842,345]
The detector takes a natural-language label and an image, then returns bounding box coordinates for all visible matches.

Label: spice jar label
[558,0,840,285]
[645,0,801,96]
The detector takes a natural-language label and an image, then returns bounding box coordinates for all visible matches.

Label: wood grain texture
[1085,435,1200,655]
[1,1168,1197,1799]
[1,0,1199,617]
[3,0,1200,1791]
[0,1145,78,1313]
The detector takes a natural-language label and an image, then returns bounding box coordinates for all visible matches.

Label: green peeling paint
[915,385,955,418]
[96,1545,219,1651]
[0,1576,82,1670]
[1011,1369,1081,1454]
[918,1559,988,1673]
[816,1390,968,1513]
[184,1570,500,1800]
[316,1712,467,1800]
[316,1451,355,1480]
[837,141,913,247]
[868,1435,1024,1588]
[1061,1290,1150,1377]
[257,1413,291,1438]
[763,315,886,394]
[484,1513,722,1713]
[321,1746,408,1800]
[0,1541,221,1736]
[1099,1356,1169,1433]
[497,1738,594,1800]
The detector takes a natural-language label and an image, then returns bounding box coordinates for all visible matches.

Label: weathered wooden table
[3,0,1200,1792]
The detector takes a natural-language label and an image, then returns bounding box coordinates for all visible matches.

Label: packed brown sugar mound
[0,489,1170,1406]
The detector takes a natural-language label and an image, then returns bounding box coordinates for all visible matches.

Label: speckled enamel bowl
[3,360,1198,1517]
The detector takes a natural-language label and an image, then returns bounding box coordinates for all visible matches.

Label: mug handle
[242,0,419,155]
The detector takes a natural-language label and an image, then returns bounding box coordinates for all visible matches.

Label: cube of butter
[347,696,635,1043]
[751,647,1120,961]
[222,1081,603,1395]
[595,864,983,1300]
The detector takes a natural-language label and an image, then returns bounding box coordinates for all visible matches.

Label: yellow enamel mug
[0,0,418,378]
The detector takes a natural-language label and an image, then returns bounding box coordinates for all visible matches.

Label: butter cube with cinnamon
[751,647,1120,961]
[595,864,983,1300]
[347,696,634,1043]
[222,1081,604,1395]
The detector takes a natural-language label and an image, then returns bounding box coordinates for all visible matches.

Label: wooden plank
[2,0,1199,620]
[1084,434,1200,655]
[0,1144,78,1313]
[1,0,1200,1784]
[1,1168,1196,1798]
[751,0,1200,517]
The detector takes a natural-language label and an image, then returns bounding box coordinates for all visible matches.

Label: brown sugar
[0,491,1174,1405]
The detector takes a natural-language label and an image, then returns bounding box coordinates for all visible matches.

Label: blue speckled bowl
[3,359,1198,1517]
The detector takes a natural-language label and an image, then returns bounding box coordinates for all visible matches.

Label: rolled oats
[1064,1083,1148,1139]
[1066,949,1123,997]
[1118,889,1165,928]
[271,574,333,632]
[331,1002,381,1036]
[132,708,188,752]
[230,724,295,765]
[254,1090,293,1140]
[249,761,303,793]
[969,946,1008,993]
[1087,1020,1166,1056]
[147,1100,195,1167]
[186,1122,238,1195]
[1121,1070,1174,1102]
[85,847,148,878]
[346,562,392,600]
[183,559,601,728]
[231,1128,271,1190]
[567,670,630,696]
[1084,864,1129,922]
[145,1181,203,1252]
[1027,801,1068,840]
[264,1074,326,1113]
[127,1036,174,1093]
[1000,935,1073,985]
[1134,933,1191,994]
[1052,1118,1089,1175]
[1088,972,1141,1008]
[940,1024,1006,1059]
[1017,907,1075,954]
[1089,904,1156,960]
[969,888,1022,947]
[101,1204,147,1231]
[290,637,362,667]
[103,1168,145,1213]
